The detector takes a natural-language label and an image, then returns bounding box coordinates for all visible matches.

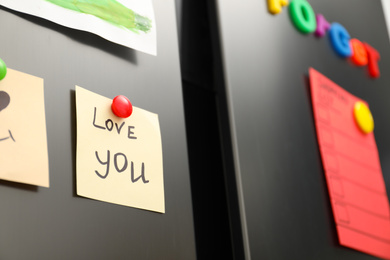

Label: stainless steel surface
[216,0,390,259]
[0,1,196,259]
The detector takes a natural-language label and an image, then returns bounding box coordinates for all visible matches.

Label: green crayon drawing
[45,0,152,33]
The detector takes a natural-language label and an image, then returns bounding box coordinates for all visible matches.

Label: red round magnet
[111,95,133,118]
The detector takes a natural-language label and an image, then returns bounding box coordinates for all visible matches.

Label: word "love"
[92,107,137,139]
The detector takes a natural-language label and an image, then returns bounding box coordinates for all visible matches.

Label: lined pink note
[309,68,390,259]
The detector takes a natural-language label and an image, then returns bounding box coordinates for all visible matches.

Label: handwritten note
[309,68,390,259]
[76,86,164,213]
[0,68,49,187]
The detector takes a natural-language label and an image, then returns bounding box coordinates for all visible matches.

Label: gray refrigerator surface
[215,0,390,259]
[0,0,196,259]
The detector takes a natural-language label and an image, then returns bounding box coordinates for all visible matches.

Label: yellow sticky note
[76,86,164,213]
[0,68,49,187]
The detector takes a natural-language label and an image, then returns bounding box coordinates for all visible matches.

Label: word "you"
[95,150,149,183]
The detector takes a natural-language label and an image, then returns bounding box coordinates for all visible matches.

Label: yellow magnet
[268,0,289,15]
[354,101,374,134]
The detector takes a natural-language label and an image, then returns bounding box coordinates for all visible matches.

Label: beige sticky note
[0,68,49,187]
[76,86,164,213]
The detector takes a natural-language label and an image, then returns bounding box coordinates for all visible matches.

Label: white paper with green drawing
[0,0,156,55]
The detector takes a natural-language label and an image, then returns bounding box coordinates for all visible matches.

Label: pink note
[309,68,390,259]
